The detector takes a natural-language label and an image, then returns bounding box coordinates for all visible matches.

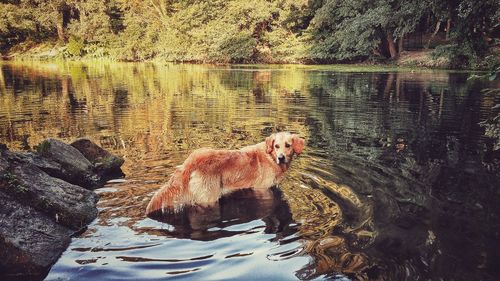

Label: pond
[0,61,499,281]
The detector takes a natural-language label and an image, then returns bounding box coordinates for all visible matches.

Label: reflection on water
[0,61,499,280]
[147,188,295,241]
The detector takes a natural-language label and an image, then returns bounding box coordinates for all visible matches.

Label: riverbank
[4,40,497,70]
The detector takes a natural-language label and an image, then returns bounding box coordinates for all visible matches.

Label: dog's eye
[275,144,280,149]
[285,143,291,148]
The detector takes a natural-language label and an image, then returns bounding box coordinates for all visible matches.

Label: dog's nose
[278,154,286,164]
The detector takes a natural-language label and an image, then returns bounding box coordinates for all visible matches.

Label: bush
[431,25,492,70]
[470,65,500,150]
[216,31,256,63]
[83,43,109,58]
[66,36,84,57]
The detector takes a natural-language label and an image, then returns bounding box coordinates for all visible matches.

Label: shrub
[66,36,84,57]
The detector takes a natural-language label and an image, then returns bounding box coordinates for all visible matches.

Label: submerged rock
[0,138,124,280]
[71,138,125,180]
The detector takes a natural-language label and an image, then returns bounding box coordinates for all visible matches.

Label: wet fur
[145,132,305,215]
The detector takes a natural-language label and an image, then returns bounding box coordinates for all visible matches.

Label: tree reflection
[0,61,498,280]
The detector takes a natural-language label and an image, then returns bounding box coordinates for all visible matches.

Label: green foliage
[214,29,257,63]
[430,0,498,69]
[480,114,500,151]
[0,0,498,67]
[66,36,84,57]
[469,64,500,150]
[430,33,488,69]
[67,0,111,42]
[83,43,109,58]
[0,3,38,50]
[35,140,51,156]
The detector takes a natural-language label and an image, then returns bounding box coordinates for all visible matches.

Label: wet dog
[145,132,305,215]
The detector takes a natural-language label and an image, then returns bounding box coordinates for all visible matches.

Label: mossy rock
[34,138,99,188]
[71,138,124,174]
[34,140,51,156]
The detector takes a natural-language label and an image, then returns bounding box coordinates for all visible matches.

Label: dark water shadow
[146,187,297,241]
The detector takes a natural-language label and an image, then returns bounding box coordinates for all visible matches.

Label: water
[0,61,499,280]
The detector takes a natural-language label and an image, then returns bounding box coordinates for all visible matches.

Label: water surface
[0,61,499,280]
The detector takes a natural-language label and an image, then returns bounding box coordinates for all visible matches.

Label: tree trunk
[398,36,404,53]
[56,23,65,42]
[445,18,451,40]
[425,21,441,49]
[56,11,66,43]
[372,47,383,58]
[387,32,398,59]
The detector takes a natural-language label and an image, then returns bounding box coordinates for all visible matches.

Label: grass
[34,140,51,156]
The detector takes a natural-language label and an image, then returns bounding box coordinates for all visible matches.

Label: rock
[0,192,73,279]
[15,151,65,179]
[34,138,100,188]
[71,138,124,179]
[0,138,111,279]
[0,151,98,229]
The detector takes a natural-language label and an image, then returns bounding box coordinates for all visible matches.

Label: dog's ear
[266,134,275,154]
[292,135,305,155]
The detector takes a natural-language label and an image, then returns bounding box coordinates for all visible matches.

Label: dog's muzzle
[278,154,286,164]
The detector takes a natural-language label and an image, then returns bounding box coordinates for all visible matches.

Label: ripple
[166,267,201,275]
[2,62,497,281]
[72,243,161,253]
[225,252,253,259]
[115,254,214,263]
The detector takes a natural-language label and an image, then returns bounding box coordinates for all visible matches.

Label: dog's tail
[145,164,195,216]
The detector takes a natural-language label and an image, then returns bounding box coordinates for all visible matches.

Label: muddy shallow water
[0,61,499,280]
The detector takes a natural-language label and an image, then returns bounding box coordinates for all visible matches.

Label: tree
[67,0,112,42]
[22,0,74,42]
[305,0,433,61]
[0,0,497,66]
[0,2,37,50]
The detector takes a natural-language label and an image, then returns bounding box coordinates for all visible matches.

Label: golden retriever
[145,132,305,215]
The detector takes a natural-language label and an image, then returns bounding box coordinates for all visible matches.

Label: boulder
[71,138,124,179]
[0,150,98,229]
[0,192,73,280]
[0,138,120,280]
[34,138,100,188]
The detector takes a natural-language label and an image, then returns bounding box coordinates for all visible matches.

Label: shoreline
[0,56,479,73]
[1,42,474,71]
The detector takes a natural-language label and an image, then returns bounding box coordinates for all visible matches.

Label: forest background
[0,0,499,69]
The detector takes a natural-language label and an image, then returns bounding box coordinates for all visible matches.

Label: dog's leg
[145,169,186,215]
[145,184,181,215]
[188,171,222,207]
[146,166,223,215]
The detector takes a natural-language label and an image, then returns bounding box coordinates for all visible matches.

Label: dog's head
[266,132,305,165]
